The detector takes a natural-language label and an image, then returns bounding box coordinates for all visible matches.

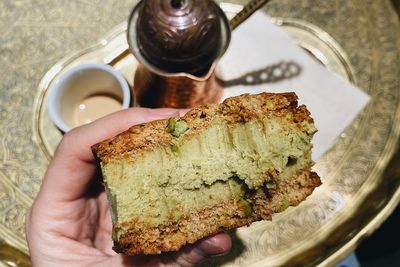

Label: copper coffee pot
[127,0,231,108]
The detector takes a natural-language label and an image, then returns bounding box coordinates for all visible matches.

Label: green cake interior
[101,114,316,240]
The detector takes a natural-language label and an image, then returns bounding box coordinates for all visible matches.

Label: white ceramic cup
[48,64,131,133]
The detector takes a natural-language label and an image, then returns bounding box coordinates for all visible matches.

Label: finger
[196,232,232,255]
[39,108,181,203]
[173,232,232,266]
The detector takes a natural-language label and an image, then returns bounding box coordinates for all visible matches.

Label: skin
[25,108,232,267]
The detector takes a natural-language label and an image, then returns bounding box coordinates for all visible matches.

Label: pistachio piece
[170,139,179,153]
[168,118,189,137]
[281,198,290,210]
[237,198,253,217]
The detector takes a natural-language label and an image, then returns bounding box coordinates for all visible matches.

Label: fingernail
[149,108,180,117]
[179,109,191,116]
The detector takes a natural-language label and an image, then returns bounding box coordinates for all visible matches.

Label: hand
[25,108,231,267]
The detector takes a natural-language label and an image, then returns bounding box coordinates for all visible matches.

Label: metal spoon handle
[230,0,272,30]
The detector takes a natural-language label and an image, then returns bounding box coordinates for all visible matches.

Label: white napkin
[217,11,370,160]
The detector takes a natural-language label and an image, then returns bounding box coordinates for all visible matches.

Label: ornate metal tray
[1,0,400,266]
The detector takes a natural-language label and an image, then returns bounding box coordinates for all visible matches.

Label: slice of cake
[92,92,321,255]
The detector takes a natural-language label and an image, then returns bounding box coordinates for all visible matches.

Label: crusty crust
[114,168,321,255]
[92,92,312,163]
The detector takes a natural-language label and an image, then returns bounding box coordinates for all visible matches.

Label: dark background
[356,203,400,266]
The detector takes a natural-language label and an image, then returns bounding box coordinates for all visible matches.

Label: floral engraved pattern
[1,1,400,266]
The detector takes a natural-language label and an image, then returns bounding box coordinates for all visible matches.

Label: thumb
[38,108,182,203]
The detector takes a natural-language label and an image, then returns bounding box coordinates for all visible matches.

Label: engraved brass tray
[1,0,400,266]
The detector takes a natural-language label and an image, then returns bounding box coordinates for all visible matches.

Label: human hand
[25,108,231,267]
